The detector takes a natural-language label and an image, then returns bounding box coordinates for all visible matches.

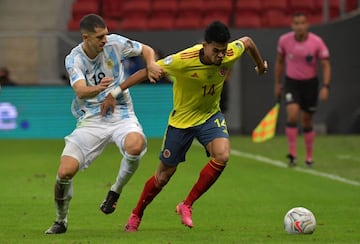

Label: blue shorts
[159,112,229,166]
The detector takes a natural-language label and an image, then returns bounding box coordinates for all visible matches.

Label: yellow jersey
[157,40,246,128]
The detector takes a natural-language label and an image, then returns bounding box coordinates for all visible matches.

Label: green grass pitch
[0,135,359,243]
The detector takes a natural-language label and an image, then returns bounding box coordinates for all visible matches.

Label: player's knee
[213,152,229,165]
[124,133,147,156]
[57,169,74,180]
[57,157,79,179]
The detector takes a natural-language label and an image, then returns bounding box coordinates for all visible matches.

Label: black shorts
[284,76,319,113]
[159,112,229,166]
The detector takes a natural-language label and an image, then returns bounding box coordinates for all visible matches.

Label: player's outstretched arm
[101,69,148,116]
[73,77,113,99]
[141,44,163,83]
[319,58,331,101]
[274,52,284,99]
[238,36,268,75]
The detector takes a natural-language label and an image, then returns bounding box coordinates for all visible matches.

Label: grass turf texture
[0,135,359,243]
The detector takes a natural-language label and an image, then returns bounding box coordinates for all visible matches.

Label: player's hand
[101,93,116,116]
[274,82,283,100]
[255,60,268,75]
[146,62,163,83]
[98,77,114,91]
[319,86,329,101]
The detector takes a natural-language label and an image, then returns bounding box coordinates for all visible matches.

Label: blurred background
[0,0,359,138]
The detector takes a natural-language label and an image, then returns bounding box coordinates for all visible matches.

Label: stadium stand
[101,0,124,20]
[148,0,177,30]
[203,0,233,26]
[64,0,358,30]
[288,0,316,15]
[234,0,263,28]
[174,0,204,29]
[68,0,101,30]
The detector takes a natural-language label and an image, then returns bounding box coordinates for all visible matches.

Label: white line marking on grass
[230,149,360,187]
[337,154,360,162]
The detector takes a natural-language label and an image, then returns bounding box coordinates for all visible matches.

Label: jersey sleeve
[65,55,85,86]
[110,34,143,59]
[156,53,182,83]
[277,35,285,55]
[317,37,330,59]
[230,40,246,57]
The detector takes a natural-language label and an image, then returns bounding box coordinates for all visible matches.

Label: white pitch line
[230,149,360,187]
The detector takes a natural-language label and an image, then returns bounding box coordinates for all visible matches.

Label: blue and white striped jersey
[65,34,142,123]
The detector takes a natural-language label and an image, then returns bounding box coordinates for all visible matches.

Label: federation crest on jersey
[164,55,173,65]
[219,67,228,76]
[162,149,171,158]
[106,58,114,69]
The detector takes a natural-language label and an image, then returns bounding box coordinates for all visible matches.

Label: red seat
[262,0,288,12]
[67,0,100,31]
[121,17,148,30]
[67,18,81,31]
[71,0,100,20]
[151,0,178,16]
[235,0,263,28]
[347,0,358,12]
[235,13,263,28]
[204,0,233,16]
[202,14,231,27]
[148,16,175,30]
[104,18,121,31]
[288,0,316,15]
[263,10,290,27]
[328,0,341,18]
[235,0,262,14]
[178,0,204,16]
[174,15,203,29]
[314,0,340,19]
[101,0,124,19]
[122,0,151,18]
[307,13,323,25]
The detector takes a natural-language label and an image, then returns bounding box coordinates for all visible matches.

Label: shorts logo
[285,92,293,102]
[163,149,171,158]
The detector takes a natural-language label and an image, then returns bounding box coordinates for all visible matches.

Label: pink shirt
[277,32,330,80]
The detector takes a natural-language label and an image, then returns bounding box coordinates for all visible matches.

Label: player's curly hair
[204,21,231,44]
[80,14,106,33]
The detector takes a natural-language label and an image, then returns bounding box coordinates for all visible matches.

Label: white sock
[110,153,140,194]
[54,176,73,223]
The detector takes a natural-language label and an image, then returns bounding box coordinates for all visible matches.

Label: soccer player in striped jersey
[101,21,267,231]
[44,14,163,234]
[274,12,331,167]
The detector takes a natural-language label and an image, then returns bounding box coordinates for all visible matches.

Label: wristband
[322,84,330,89]
[110,86,122,98]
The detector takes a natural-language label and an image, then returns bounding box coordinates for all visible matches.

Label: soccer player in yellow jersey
[101,21,268,231]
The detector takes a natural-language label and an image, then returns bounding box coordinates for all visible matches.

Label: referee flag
[252,103,280,143]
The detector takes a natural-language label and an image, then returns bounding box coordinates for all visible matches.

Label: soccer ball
[284,207,316,234]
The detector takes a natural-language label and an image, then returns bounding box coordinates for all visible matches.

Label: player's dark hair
[80,14,106,33]
[204,21,230,44]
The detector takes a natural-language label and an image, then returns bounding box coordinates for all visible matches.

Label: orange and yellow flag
[252,103,280,143]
